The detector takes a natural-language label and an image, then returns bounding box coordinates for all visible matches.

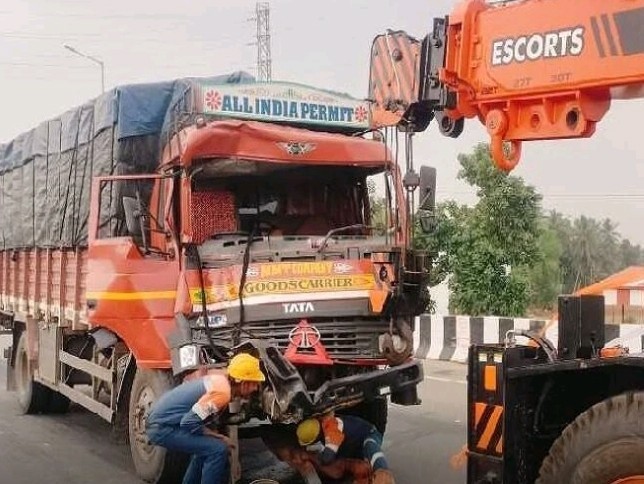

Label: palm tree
[570,216,602,291]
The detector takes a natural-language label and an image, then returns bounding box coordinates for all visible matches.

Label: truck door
[86,174,181,368]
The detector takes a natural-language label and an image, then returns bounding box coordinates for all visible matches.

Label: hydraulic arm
[369,0,644,170]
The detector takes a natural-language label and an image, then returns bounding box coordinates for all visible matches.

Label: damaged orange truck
[0,73,429,481]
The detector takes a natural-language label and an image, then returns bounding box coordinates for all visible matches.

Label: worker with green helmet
[296,413,396,484]
[146,353,266,484]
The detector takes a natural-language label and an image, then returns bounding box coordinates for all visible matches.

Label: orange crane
[368,1,644,482]
[369,0,644,171]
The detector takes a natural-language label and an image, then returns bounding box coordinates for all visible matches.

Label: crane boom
[369,0,644,170]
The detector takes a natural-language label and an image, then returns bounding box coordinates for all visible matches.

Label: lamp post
[64,44,105,93]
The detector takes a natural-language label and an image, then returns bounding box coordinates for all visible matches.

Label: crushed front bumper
[255,342,423,421]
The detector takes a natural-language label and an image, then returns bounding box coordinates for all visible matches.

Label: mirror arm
[135,188,151,255]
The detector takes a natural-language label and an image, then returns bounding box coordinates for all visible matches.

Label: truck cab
[80,79,431,479]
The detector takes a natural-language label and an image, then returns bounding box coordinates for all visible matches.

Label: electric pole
[252,3,272,82]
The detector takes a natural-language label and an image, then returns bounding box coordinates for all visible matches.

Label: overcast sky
[2,0,644,243]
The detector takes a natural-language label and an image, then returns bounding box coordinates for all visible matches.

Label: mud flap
[467,345,505,484]
[5,345,16,391]
[227,425,241,483]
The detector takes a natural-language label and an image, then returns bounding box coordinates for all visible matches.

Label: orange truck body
[0,75,427,481]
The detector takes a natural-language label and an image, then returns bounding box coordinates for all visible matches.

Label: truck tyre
[537,392,644,484]
[341,397,388,434]
[129,368,187,483]
[14,331,51,414]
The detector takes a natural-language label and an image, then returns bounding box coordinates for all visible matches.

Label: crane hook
[485,109,522,172]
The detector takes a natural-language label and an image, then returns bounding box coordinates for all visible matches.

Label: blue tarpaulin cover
[0,71,255,248]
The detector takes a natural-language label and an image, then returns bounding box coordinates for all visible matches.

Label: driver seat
[296,215,332,236]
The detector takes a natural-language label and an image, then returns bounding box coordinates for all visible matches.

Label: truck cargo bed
[0,248,87,328]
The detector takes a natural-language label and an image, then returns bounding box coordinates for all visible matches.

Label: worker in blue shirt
[146,353,265,484]
[296,413,395,484]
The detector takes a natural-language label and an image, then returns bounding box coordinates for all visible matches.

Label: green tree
[544,210,575,293]
[421,143,542,316]
[414,200,471,288]
[620,239,644,268]
[367,179,387,235]
[544,211,644,294]
[526,221,563,311]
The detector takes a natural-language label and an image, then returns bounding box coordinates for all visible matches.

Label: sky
[2,0,644,244]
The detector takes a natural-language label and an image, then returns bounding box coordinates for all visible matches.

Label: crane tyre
[537,392,644,484]
[129,368,187,483]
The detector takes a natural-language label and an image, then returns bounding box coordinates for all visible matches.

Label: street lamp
[64,44,105,93]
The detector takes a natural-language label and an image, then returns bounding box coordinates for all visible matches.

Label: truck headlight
[179,345,198,369]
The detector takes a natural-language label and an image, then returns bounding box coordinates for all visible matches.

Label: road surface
[0,335,466,483]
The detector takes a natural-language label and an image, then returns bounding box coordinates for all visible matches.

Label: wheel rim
[132,385,157,461]
[612,477,644,484]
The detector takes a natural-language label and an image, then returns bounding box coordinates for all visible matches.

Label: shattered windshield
[192,165,383,239]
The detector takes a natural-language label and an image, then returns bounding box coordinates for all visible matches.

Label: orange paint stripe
[474,402,486,426]
[86,290,177,301]
[388,34,414,102]
[478,406,503,450]
[372,39,391,104]
[397,37,418,95]
[495,435,503,455]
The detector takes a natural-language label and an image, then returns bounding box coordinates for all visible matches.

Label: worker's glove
[305,442,325,454]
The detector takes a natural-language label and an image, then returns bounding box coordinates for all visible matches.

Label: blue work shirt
[147,373,231,434]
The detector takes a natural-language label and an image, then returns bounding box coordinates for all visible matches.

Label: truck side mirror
[417,166,437,234]
[418,166,436,211]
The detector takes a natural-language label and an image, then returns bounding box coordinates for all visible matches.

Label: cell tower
[253,2,272,82]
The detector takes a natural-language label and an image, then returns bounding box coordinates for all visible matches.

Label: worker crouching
[295,414,396,484]
[145,353,266,484]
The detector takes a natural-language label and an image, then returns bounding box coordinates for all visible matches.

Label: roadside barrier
[414,315,644,362]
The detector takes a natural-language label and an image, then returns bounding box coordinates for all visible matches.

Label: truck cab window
[225,169,369,237]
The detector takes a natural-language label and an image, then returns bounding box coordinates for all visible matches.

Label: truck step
[58,383,113,422]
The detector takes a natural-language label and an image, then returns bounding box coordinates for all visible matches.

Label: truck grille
[192,318,387,359]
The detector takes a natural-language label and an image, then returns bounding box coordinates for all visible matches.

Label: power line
[436,190,644,201]
[0,61,94,68]
[0,59,234,70]
[0,30,249,46]
[0,10,212,20]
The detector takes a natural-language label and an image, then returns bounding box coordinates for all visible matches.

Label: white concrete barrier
[414,314,644,362]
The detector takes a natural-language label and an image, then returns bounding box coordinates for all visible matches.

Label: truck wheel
[129,368,187,483]
[14,331,51,414]
[537,392,644,484]
[341,397,388,434]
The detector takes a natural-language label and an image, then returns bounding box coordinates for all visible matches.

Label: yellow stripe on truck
[86,291,177,301]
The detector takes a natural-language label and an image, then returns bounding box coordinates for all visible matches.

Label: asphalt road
[0,335,466,484]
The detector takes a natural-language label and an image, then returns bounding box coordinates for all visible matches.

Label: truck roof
[0,72,370,174]
[162,119,390,172]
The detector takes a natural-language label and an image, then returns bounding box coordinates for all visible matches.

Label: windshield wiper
[316,224,369,253]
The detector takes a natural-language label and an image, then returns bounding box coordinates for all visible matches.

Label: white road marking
[425,376,467,385]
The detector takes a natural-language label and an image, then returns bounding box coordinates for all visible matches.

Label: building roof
[575,266,644,295]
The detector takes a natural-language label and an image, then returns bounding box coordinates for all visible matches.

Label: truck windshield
[191,164,383,238]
